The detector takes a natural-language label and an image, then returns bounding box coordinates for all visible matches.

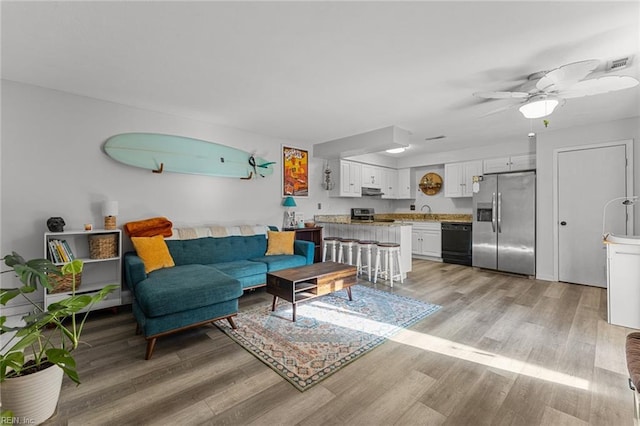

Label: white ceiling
[2,1,639,157]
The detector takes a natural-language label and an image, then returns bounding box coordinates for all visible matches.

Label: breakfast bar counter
[315,218,412,276]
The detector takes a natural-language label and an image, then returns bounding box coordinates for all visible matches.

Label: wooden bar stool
[337,238,359,265]
[322,237,341,262]
[356,240,378,281]
[373,242,403,288]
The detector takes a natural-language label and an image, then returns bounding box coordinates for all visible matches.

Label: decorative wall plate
[419,172,443,195]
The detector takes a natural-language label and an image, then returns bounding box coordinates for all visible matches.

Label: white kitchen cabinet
[329,160,362,197]
[510,154,536,171]
[444,160,482,197]
[381,168,398,199]
[411,222,441,258]
[483,154,536,174]
[606,237,640,329]
[396,168,415,199]
[362,164,382,189]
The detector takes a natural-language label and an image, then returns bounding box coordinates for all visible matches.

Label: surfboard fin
[153,163,164,174]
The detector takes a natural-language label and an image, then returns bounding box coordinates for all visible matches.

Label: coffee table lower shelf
[266,262,357,322]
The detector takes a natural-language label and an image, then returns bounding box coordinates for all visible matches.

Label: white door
[558,144,628,287]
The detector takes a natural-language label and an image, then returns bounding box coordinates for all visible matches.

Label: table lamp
[103,201,119,230]
[282,196,297,229]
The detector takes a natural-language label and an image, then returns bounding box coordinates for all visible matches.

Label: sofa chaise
[124,226,314,359]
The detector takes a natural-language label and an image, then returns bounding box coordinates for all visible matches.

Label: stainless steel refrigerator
[472,171,535,275]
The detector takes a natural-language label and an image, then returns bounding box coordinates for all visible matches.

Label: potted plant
[0,252,117,424]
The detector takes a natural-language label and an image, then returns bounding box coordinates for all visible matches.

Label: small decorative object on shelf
[103,201,118,230]
[46,217,65,232]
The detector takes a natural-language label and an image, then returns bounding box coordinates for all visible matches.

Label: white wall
[535,116,640,281]
[0,81,395,312]
[1,81,314,310]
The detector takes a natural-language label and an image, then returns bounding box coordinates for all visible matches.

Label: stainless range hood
[361,187,384,196]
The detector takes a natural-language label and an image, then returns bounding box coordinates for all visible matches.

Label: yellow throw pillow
[265,230,295,256]
[131,235,175,273]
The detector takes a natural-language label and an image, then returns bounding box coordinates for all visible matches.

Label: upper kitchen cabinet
[396,168,415,199]
[329,160,362,197]
[362,164,382,189]
[381,168,398,199]
[444,160,482,197]
[483,154,536,174]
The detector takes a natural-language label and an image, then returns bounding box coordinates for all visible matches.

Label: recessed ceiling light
[386,147,407,154]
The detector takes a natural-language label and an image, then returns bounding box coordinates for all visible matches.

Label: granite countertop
[315,213,473,225]
[376,213,472,223]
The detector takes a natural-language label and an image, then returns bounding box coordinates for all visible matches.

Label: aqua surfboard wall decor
[103,133,275,179]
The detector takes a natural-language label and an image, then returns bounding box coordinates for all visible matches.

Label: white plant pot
[0,364,64,425]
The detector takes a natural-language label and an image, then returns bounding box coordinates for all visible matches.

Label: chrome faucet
[420,204,432,213]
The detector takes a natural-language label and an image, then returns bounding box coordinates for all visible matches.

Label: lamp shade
[519,97,559,119]
[102,201,119,217]
[282,196,297,207]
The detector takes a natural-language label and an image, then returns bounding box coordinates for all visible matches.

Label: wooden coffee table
[266,261,357,321]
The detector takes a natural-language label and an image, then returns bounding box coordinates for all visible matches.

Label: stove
[351,208,375,222]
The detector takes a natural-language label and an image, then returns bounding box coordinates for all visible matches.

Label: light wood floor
[45,259,634,425]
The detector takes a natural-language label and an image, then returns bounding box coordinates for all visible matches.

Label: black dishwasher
[441,222,472,266]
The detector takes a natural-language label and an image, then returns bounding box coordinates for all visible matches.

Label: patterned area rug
[215,284,441,391]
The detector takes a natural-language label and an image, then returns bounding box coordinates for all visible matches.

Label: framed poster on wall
[282,146,309,197]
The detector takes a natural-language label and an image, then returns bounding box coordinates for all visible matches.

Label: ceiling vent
[606,57,632,72]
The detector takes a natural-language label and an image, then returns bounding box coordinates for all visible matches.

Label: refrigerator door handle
[497,192,502,233]
[491,192,497,232]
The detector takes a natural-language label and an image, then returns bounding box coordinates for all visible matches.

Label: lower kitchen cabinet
[411,222,442,259]
[606,239,640,329]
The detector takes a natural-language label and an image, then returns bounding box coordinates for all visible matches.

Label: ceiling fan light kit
[519,96,559,119]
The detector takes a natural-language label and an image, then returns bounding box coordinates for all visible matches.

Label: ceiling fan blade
[473,91,529,99]
[479,102,522,117]
[536,59,600,92]
[558,75,639,98]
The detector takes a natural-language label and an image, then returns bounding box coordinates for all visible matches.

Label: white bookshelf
[44,229,122,311]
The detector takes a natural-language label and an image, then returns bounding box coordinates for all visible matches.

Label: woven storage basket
[89,234,118,259]
[48,272,82,294]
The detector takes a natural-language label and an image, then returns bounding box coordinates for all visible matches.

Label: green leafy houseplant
[0,252,117,384]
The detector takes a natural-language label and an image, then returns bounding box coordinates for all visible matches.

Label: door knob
[560,221,567,226]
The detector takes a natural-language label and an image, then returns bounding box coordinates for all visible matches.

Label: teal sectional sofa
[124,232,314,359]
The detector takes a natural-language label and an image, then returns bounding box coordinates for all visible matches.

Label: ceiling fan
[473,59,639,119]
